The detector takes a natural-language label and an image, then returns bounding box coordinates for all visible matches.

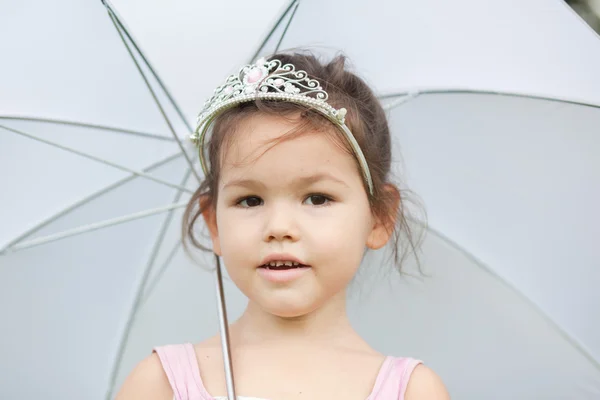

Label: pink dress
[154,343,422,400]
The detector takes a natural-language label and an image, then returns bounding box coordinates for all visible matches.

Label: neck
[230,290,357,345]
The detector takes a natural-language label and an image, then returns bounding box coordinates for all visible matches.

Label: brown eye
[304,194,330,206]
[239,196,263,207]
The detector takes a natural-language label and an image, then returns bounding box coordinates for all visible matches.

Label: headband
[190,57,374,195]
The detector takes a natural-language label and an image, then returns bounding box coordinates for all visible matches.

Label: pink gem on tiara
[273,78,284,87]
[245,67,264,84]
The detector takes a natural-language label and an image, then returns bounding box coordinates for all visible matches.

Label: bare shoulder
[404,364,450,400]
[114,353,173,400]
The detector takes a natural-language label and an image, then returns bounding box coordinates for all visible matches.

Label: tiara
[191,57,374,195]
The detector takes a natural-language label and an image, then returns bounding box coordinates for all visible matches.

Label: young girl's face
[204,112,390,318]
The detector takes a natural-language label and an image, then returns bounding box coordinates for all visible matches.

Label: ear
[366,184,401,250]
[200,195,222,256]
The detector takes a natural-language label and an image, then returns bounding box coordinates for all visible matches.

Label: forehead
[219,112,360,182]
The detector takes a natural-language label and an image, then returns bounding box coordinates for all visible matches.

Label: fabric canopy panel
[106,0,291,122]
[263,0,600,105]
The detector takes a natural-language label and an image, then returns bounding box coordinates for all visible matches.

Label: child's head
[184,51,421,317]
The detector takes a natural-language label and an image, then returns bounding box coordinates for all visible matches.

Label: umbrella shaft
[215,255,237,399]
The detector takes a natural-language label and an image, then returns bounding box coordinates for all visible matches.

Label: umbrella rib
[381,92,420,111]
[379,89,600,110]
[103,3,201,184]
[0,124,192,194]
[139,241,234,305]
[381,90,600,370]
[0,151,184,252]
[248,0,299,63]
[273,1,300,55]
[2,201,189,254]
[420,219,600,372]
[141,241,182,304]
[104,166,194,400]
[101,0,194,135]
[381,90,600,368]
[0,115,175,142]
[139,241,234,307]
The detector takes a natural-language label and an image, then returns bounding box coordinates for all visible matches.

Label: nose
[263,201,299,243]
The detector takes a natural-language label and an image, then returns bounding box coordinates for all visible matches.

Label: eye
[237,196,263,208]
[304,194,332,206]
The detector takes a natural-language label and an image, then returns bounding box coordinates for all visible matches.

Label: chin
[259,296,322,319]
[268,307,311,319]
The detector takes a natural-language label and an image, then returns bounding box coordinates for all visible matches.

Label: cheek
[305,204,372,264]
[215,208,260,267]
[317,200,372,238]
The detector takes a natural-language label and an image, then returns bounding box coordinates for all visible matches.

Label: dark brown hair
[183,50,424,273]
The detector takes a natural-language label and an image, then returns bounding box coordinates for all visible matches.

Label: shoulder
[114,353,173,400]
[404,364,450,400]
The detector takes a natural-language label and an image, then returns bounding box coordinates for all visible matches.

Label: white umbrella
[1,1,599,399]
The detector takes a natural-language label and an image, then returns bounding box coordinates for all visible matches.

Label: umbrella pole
[214,254,237,399]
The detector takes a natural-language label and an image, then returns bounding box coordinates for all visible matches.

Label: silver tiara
[191,57,374,195]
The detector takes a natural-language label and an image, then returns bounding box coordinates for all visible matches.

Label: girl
[116,51,450,400]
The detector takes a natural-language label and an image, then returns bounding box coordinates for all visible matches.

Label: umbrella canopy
[1,0,599,399]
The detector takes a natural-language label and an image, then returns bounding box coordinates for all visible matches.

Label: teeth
[264,260,302,267]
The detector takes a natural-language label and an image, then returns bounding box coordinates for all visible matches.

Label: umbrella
[1,1,599,399]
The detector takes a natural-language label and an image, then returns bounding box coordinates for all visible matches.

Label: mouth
[257,259,311,283]
[258,261,310,270]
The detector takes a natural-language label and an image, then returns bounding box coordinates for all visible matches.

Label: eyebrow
[222,172,350,190]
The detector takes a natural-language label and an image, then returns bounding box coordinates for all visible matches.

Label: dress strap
[369,356,422,400]
[153,343,212,400]
[393,357,422,399]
